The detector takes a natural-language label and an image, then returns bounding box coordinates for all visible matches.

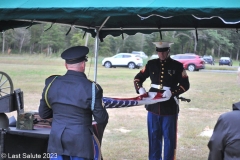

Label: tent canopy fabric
[0,20,39,32]
[1,0,240,40]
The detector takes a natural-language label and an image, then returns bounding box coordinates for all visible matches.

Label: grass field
[1,54,240,160]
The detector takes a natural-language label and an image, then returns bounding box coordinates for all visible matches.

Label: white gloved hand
[142,92,157,100]
[138,87,146,95]
[162,89,172,99]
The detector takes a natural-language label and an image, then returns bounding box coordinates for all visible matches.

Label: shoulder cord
[44,76,58,109]
[91,83,95,111]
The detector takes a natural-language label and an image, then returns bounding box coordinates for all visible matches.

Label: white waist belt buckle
[151,84,170,90]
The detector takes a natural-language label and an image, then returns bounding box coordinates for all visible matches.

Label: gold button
[162,72,164,74]
[162,68,164,70]
[161,76,163,78]
[160,80,163,82]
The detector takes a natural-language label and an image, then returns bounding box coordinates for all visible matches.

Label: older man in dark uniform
[38,46,109,160]
[208,101,240,160]
[134,42,190,160]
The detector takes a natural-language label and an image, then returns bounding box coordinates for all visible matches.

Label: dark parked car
[219,57,232,66]
[203,55,215,65]
[171,53,205,71]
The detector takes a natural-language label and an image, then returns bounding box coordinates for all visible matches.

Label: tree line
[1,23,240,60]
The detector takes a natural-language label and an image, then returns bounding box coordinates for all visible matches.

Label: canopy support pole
[93,30,99,82]
[93,16,110,82]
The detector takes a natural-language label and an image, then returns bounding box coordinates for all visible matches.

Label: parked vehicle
[131,51,148,59]
[203,55,215,65]
[219,57,233,66]
[150,54,158,59]
[150,54,175,59]
[102,53,143,69]
[171,53,205,71]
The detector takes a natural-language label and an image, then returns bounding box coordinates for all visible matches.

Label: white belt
[151,84,170,90]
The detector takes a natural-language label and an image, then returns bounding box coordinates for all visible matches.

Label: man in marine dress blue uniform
[133,42,190,160]
[38,46,109,160]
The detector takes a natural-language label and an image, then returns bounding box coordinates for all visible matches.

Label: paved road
[200,69,238,73]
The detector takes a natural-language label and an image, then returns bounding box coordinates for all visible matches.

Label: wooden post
[2,32,5,54]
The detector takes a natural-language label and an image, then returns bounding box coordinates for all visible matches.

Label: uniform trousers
[147,112,178,160]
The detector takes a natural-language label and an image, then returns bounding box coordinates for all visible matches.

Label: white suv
[102,53,143,69]
[131,51,148,59]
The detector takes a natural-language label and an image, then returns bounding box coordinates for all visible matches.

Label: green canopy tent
[0,20,39,31]
[1,0,240,39]
[1,0,240,80]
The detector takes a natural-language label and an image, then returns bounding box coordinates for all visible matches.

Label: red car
[171,53,205,71]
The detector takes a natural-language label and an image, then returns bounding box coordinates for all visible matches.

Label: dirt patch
[199,126,213,137]
[114,127,131,133]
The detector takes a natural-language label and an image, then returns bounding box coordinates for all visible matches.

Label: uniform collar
[159,57,171,63]
[233,101,240,110]
[66,70,86,77]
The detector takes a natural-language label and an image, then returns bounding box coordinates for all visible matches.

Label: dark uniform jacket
[208,101,240,160]
[38,70,109,159]
[134,57,190,115]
